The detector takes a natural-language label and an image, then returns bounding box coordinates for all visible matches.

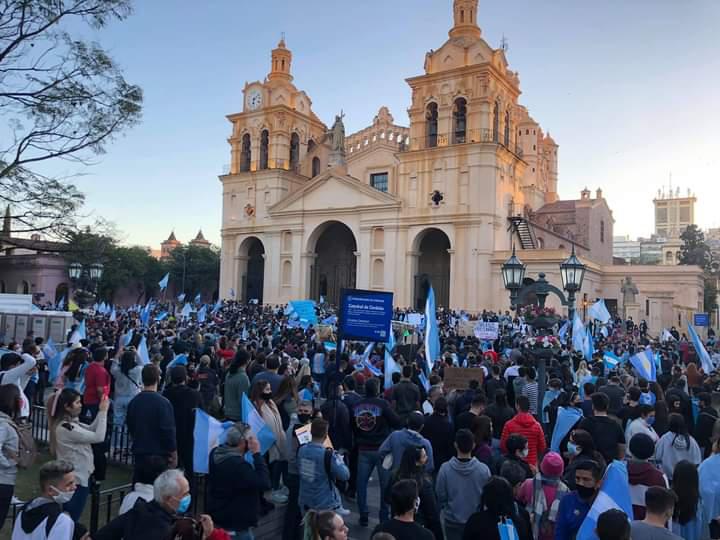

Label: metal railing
[89,482,133,533]
[401,128,524,157]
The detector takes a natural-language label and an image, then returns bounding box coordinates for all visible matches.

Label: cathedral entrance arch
[413,228,451,310]
[309,222,357,305]
[238,237,265,304]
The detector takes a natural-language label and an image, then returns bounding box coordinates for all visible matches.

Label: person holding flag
[206,422,270,539]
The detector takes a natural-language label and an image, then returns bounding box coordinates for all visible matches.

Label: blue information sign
[694,313,710,327]
[338,288,394,342]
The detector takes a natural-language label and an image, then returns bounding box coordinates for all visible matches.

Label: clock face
[247,89,263,111]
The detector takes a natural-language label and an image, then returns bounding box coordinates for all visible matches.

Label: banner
[474,321,499,340]
[443,367,485,390]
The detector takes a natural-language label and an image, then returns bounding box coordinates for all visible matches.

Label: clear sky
[55,0,720,248]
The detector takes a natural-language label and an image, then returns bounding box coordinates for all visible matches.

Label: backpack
[528,475,568,540]
[8,419,37,469]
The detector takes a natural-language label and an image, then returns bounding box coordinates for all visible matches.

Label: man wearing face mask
[625,404,659,457]
[13,460,86,540]
[554,460,604,540]
[94,468,215,540]
[283,400,315,540]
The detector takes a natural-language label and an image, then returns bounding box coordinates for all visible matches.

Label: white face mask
[50,485,74,504]
[520,448,529,458]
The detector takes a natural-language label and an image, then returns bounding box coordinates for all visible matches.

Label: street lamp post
[68,262,104,310]
[560,244,586,322]
[502,244,586,419]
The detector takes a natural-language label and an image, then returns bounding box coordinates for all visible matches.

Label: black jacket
[126,391,176,457]
[207,445,271,531]
[423,412,454,473]
[93,499,174,540]
[320,398,352,451]
[694,407,719,457]
[352,396,402,450]
[463,507,532,540]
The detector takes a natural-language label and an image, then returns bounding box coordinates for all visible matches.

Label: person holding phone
[50,388,109,521]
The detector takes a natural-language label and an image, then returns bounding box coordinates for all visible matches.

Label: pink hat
[540,452,564,477]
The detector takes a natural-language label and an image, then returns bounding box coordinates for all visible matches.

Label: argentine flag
[177,293,186,303]
[687,321,714,374]
[137,336,150,365]
[558,320,570,344]
[584,326,594,361]
[192,409,234,474]
[551,406,583,452]
[384,330,400,390]
[630,349,656,382]
[572,313,585,354]
[418,370,430,392]
[56,296,65,311]
[242,394,276,455]
[577,461,632,540]
[603,351,621,372]
[424,285,441,370]
[158,273,170,291]
[588,299,612,324]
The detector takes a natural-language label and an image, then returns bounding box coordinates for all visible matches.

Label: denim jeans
[64,484,89,522]
[356,450,389,521]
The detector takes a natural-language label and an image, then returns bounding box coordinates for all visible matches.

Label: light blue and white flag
[661,329,675,343]
[551,406,584,452]
[600,325,608,338]
[572,313,586,354]
[177,293,186,303]
[137,336,150,365]
[585,326,594,361]
[197,305,207,323]
[558,320,570,344]
[588,299,612,324]
[603,351,621,372]
[180,303,192,318]
[577,461,632,540]
[323,342,337,351]
[241,394,276,455]
[158,273,170,291]
[167,354,188,370]
[630,348,656,382]
[122,329,134,347]
[384,350,401,390]
[78,319,86,340]
[154,311,169,321]
[687,321,714,374]
[424,285,441,370]
[109,308,116,322]
[211,298,222,314]
[418,370,430,392]
[194,293,201,304]
[49,347,69,382]
[56,296,65,311]
[321,315,338,326]
[192,409,234,474]
[320,295,325,304]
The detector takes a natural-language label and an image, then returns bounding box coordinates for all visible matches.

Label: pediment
[268,172,401,215]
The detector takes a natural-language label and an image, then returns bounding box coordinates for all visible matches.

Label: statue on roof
[330,111,346,152]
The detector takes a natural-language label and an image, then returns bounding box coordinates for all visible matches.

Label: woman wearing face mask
[562,430,606,490]
[624,404,658,457]
[250,380,287,505]
[49,387,109,521]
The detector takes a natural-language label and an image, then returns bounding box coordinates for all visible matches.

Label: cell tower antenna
[500,34,509,52]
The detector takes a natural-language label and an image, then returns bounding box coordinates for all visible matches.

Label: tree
[165,245,220,298]
[99,245,164,303]
[679,225,711,270]
[0,0,143,239]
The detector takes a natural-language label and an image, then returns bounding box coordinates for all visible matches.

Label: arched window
[453,98,467,144]
[426,102,438,148]
[307,139,316,154]
[289,132,300,171]
[17,280,29,294]
[493,101,500,142]
[259,130,269,170]
[0,281,5,293]
[312,157,321,177]
[240,133,251,172]
[504,110,510,146]
[600,220,605,243]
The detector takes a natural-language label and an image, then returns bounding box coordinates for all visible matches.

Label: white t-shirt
[0,353,36,417]
[12,500,75,540]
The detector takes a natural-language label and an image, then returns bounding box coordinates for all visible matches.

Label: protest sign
[443,367,485,390]
[474,321,499,340]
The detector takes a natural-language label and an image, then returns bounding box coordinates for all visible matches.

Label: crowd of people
[0,300,719,540]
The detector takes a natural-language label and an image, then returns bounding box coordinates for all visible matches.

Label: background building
[218,0,704,333]
[654,186,696,239]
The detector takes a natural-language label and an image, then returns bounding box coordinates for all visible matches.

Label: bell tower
[268,36,293,82]
[449,0,481,40]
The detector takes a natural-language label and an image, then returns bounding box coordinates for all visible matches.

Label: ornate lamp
[560,244,586,320]
[89,262,104,282]
[502,245,526,309]
[68,262,82,280]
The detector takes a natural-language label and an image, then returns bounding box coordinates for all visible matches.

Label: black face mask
[261,392,273,401]
[576,485,597,500]
[297,413,313,424]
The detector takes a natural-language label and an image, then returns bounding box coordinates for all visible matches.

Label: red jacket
[500,412,546,467]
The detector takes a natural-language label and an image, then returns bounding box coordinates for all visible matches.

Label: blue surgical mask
[177,494,191,514]
[646,416,656,427]
[567,442,580,456]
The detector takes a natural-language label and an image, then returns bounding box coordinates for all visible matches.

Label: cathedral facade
[219,0,704,332]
